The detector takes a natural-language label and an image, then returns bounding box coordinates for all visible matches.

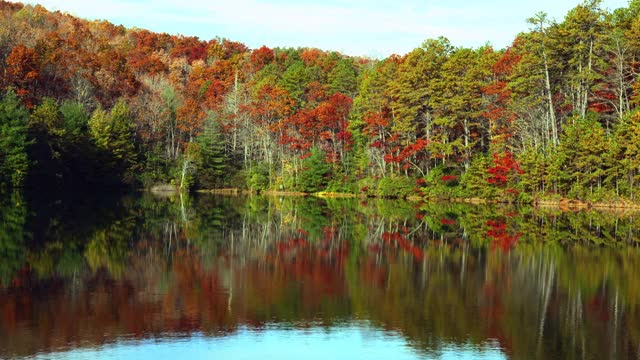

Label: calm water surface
[1,193,639,359]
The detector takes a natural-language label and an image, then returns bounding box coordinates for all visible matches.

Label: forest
[1,0,640,203]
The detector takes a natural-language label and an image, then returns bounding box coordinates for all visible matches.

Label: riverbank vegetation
[2,1,640,204]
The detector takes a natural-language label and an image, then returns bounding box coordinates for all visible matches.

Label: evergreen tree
[555,1,607,118]
[280,60,310,108]
[195,116,226,188]
[350,59,398,177]
[109,100,137,170]
[328,59,357,96]
[60,101,89,138]
[517,147,549,196]
[610,110,640,200]
[88,106,110,151]
[28,98,65,185]
[555,115,608,199]
[298,147,331,192]
[388,37,452,173]
[59,101,94,186]
[88,100,137,184]
[431,47,490,169]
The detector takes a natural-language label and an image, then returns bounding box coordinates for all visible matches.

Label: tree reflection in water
[0,194,639,359]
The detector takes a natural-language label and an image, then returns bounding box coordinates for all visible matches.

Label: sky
[19,0,631,57]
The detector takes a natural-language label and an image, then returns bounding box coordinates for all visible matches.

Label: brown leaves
[3,45,40,107]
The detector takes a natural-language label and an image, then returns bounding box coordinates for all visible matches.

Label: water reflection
[1,193,640,359]
[32,326,506,360]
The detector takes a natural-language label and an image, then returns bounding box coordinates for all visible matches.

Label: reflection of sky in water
[26,323,506,360]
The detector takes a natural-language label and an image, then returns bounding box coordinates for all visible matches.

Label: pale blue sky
[20,0,631,57]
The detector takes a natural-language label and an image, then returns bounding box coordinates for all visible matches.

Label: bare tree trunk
[463,117,470,170]
[543,50,558,147]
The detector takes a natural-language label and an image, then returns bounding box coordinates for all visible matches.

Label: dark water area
[1,192,640,359]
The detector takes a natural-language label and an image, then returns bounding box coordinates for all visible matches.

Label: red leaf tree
[487,151,523,197]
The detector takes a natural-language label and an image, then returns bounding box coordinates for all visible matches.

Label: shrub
[377,176,415,198]
[246,164,270,191]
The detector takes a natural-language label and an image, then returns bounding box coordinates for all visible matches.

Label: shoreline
[167,187,640,212]
[534,198,640,212]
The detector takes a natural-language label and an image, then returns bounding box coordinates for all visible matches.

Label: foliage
[2,1,640,203]
[88,100,137,185]
[421,165,463,198]
[486,151,523,201]
[195,116,226,188]
[0,89,29,188]
[246,163,270,191]
[298,147,331,193]
[376,176,415,198]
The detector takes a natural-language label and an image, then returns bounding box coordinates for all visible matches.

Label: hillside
[1,0,640,203]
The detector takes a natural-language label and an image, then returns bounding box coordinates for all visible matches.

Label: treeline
[1,0,640,202]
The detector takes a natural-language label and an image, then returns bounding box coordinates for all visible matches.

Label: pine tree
[298,147,331,193]
[28,97,65,186]
[195,116,226,188]
[517,147,549,195]
[388,37,452,173]
[328,59,357,96]
[88,100,137,184]
[610,110,640,200]
[60,101,89,138]
[556,115,608,199]
[280,60,310,108]
[109,100,137,167]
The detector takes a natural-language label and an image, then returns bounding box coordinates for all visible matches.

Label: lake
[1,193,639,359]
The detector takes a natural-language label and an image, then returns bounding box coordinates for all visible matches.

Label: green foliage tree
[609,110,640,200]
[59,100,89,138]
[555,115,609,199]
[298,147,331,193]
[328,59,357,96]
[88,99,137,184]
[58,101,95,184]
[28,97,66,184]
[376,176,415,198]
[555,0,607,118]
[195,116,226,189]
[388,37,452,174]
[350,59,398,177]
[390,38,452,139]
[460,154,495,199]
[431,47,491,169]
[280,60,310,108]
[517,147,549,197]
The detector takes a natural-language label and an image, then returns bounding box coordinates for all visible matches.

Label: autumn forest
[1,0,640,203]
